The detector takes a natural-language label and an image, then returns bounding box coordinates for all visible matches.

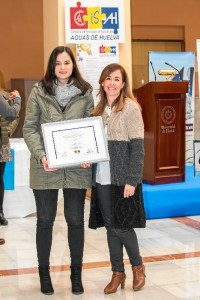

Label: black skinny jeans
[33,188,86,268]
[96,183,142,272]
[0,162,6,213]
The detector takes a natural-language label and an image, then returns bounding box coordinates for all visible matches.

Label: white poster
[197,39,200,97]
[148,51,195,165]
[76,43,119,104]
[65,0,125,44]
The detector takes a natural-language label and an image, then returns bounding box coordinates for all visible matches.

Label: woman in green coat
[23,46,94,296]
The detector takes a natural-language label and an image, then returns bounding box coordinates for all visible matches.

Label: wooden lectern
[137,81,188,184]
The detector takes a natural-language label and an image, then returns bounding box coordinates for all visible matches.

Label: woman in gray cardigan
[23,46,94,296]
[89,63,146,294]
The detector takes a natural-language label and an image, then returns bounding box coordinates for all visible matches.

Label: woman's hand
[9,90,21,101]
[41,156,58,172]
[81,163,91,168]
[124,184,136,198]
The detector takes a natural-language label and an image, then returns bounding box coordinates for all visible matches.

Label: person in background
[23,46,94,296]
[0,91,21,121]
[89,63,146,294]
[0,88,21,245]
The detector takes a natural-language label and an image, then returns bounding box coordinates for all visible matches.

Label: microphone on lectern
[165,62,182,81]
[150,61,157,81]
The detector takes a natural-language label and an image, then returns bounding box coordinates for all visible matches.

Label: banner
[197,39,200,97]
[65,0,125,44]
[149,52,195,165]
[194,140,200,176]
[76,43,119,104]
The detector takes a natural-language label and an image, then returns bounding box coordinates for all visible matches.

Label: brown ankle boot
[104,272,126,294]
[0,238,5,245]
[132,264,146,291]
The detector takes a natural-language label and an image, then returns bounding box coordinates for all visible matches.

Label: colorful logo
[70,2,119,33]
[99,45,117,55]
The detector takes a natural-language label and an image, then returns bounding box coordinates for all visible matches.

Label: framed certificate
[42,116,109,168]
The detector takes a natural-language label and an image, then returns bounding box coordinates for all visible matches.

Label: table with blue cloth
[143,166,200,219]
[3,138,36,218]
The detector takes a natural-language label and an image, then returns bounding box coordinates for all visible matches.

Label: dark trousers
[33,188,86,268]
[0,162,6,213]
[96,183,142,272]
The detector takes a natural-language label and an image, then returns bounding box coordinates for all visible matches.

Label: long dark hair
[41,46,91,95]
[93,63,139,116]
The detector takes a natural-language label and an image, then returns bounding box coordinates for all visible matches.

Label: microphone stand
[165,62,182,81]
[150,61,157,81]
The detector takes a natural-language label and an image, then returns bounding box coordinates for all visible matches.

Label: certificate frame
[42,116,109,168]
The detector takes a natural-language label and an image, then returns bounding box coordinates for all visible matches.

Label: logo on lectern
[161,106,176,125]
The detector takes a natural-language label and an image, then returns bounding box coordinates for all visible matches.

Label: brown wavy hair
[92,63,139,116]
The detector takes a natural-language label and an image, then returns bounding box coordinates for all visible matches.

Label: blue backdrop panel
[3,149,15,190]
[143,166,200,219]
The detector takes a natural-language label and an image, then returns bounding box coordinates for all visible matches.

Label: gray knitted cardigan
[103,98,144,187]
[89,99,146,230]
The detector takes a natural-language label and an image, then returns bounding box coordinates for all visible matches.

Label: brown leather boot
[132,264,146,291]
[104,272,126,294]
[0,238,5,245]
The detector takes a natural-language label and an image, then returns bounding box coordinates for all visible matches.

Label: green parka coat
[23,83,94,190]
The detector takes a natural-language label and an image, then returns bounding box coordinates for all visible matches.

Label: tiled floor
[1,197,200,300]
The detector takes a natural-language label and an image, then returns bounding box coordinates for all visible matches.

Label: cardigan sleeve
[0,94,21,120]
[125,102,144,186]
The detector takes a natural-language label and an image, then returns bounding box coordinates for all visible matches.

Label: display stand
[137,81,188,184]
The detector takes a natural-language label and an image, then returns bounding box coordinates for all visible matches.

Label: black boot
[38,267,54,295]
[0,212,8,226]
[70,266,84,295]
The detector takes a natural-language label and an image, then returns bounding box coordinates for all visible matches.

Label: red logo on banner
[70,2,87,29]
